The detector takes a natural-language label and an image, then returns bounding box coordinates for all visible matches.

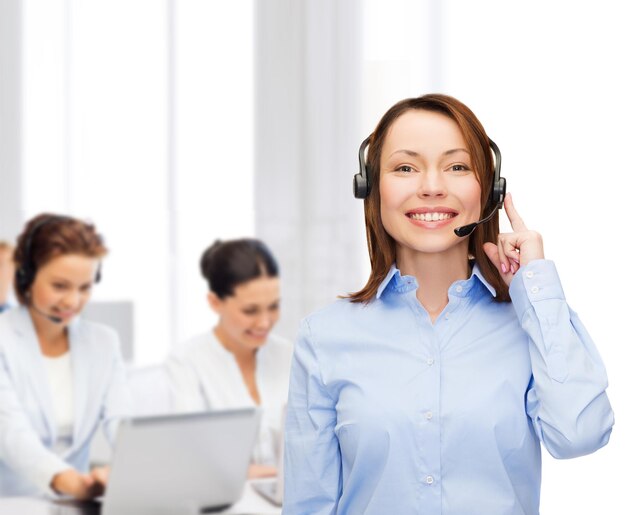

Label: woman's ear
[207,292,222,314]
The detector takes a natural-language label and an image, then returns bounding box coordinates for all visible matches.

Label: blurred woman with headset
[283,94,614,514]
[166,238,292,479]
[0,214,131,499]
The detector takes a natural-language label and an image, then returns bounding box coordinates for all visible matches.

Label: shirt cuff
[32,454,73,497]
[509,259,565,321]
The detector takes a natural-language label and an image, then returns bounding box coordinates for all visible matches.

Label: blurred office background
[1,0,624,512]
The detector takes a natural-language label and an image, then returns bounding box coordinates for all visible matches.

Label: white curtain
[0,0,23,241]
[254,0,368,341]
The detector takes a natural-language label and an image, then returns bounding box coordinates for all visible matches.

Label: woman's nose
[255,312,275,330]
[417,170,447,199]
[62,289,82,308]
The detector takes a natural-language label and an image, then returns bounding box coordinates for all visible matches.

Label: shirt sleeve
[164,351,206,413]
[101,338,133,445]
[0,345,71,494]
[509,259,614,459]
[283,319,341,515]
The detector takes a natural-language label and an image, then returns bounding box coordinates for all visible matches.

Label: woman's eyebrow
[443,148,470,156]
[388,148,470,158]
[389,149,421,158]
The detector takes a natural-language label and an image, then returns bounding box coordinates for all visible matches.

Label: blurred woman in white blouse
[0,214,131,499]
[166,239,292,479]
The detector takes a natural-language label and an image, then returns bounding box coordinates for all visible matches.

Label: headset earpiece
[488,139,506,210]
[353,136,372,199]
[15,264,34,297]
[14,215,103,297]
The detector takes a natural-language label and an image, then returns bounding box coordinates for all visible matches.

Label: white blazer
[0,306,131,496]
[166,331,292,466]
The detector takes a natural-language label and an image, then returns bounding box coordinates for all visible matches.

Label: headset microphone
[30,304,63,324]
[453,204,501,237]
[453,138,506,238]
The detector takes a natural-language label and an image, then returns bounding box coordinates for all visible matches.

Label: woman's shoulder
[0,305,27,331]
[298,297,380,346]
[263,333,294,359]
[72,318,122,354]
[169,331,214,361]
[75,317,118,339]
[304,297,375,326]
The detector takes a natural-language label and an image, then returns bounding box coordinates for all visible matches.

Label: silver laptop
[101,408,260,515]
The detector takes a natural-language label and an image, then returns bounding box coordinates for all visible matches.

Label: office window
[21,0,254,364]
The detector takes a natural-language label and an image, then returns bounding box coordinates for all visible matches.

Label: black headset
[353,136,507,213]
[15,215,102,297]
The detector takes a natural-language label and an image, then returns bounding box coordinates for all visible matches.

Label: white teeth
[409,212,454,222]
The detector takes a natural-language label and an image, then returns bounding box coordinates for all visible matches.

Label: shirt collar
[375,264,416,299]
[375,261,497,299]
[469,261,497,298]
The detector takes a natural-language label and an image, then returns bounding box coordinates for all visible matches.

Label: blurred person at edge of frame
[0,214,131,499]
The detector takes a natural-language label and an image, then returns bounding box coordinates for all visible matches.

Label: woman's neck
[396,244,471,322]
[213,325,256,363]
[213,324,261,405]
[29,308,69,357]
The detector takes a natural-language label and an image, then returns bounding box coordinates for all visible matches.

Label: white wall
[254,0,367,342]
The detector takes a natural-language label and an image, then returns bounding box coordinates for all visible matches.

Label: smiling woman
[379,109,483,268]
[166,238,292,479]
[283,94,614,515]
[0,213,131,499]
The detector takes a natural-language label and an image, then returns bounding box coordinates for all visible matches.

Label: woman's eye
[397,165,414,173]
[449,164,469,172]
[53,283,67,290]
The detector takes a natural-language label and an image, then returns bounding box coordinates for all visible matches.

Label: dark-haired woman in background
[166,238,292,478]
[0,214,131,499]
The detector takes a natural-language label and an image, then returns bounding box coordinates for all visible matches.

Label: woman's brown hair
[13,213,107,304]
[348,94,510,303]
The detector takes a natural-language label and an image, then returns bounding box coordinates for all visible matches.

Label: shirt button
[425,411,433,420]
[525,270,534,279]
[455,285,463,293]
[427,358,434,366]
[426,475,434,485]
[444,312,451,320]
[530,286,539,294]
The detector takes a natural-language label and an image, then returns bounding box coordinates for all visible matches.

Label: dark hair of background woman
[200,239,279,299]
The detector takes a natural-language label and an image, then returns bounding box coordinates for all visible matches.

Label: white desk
[0,482,281,515]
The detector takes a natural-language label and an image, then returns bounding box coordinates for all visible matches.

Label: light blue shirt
[284,260,613,515]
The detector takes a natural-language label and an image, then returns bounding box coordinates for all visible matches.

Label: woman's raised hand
[483,193,544,286]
